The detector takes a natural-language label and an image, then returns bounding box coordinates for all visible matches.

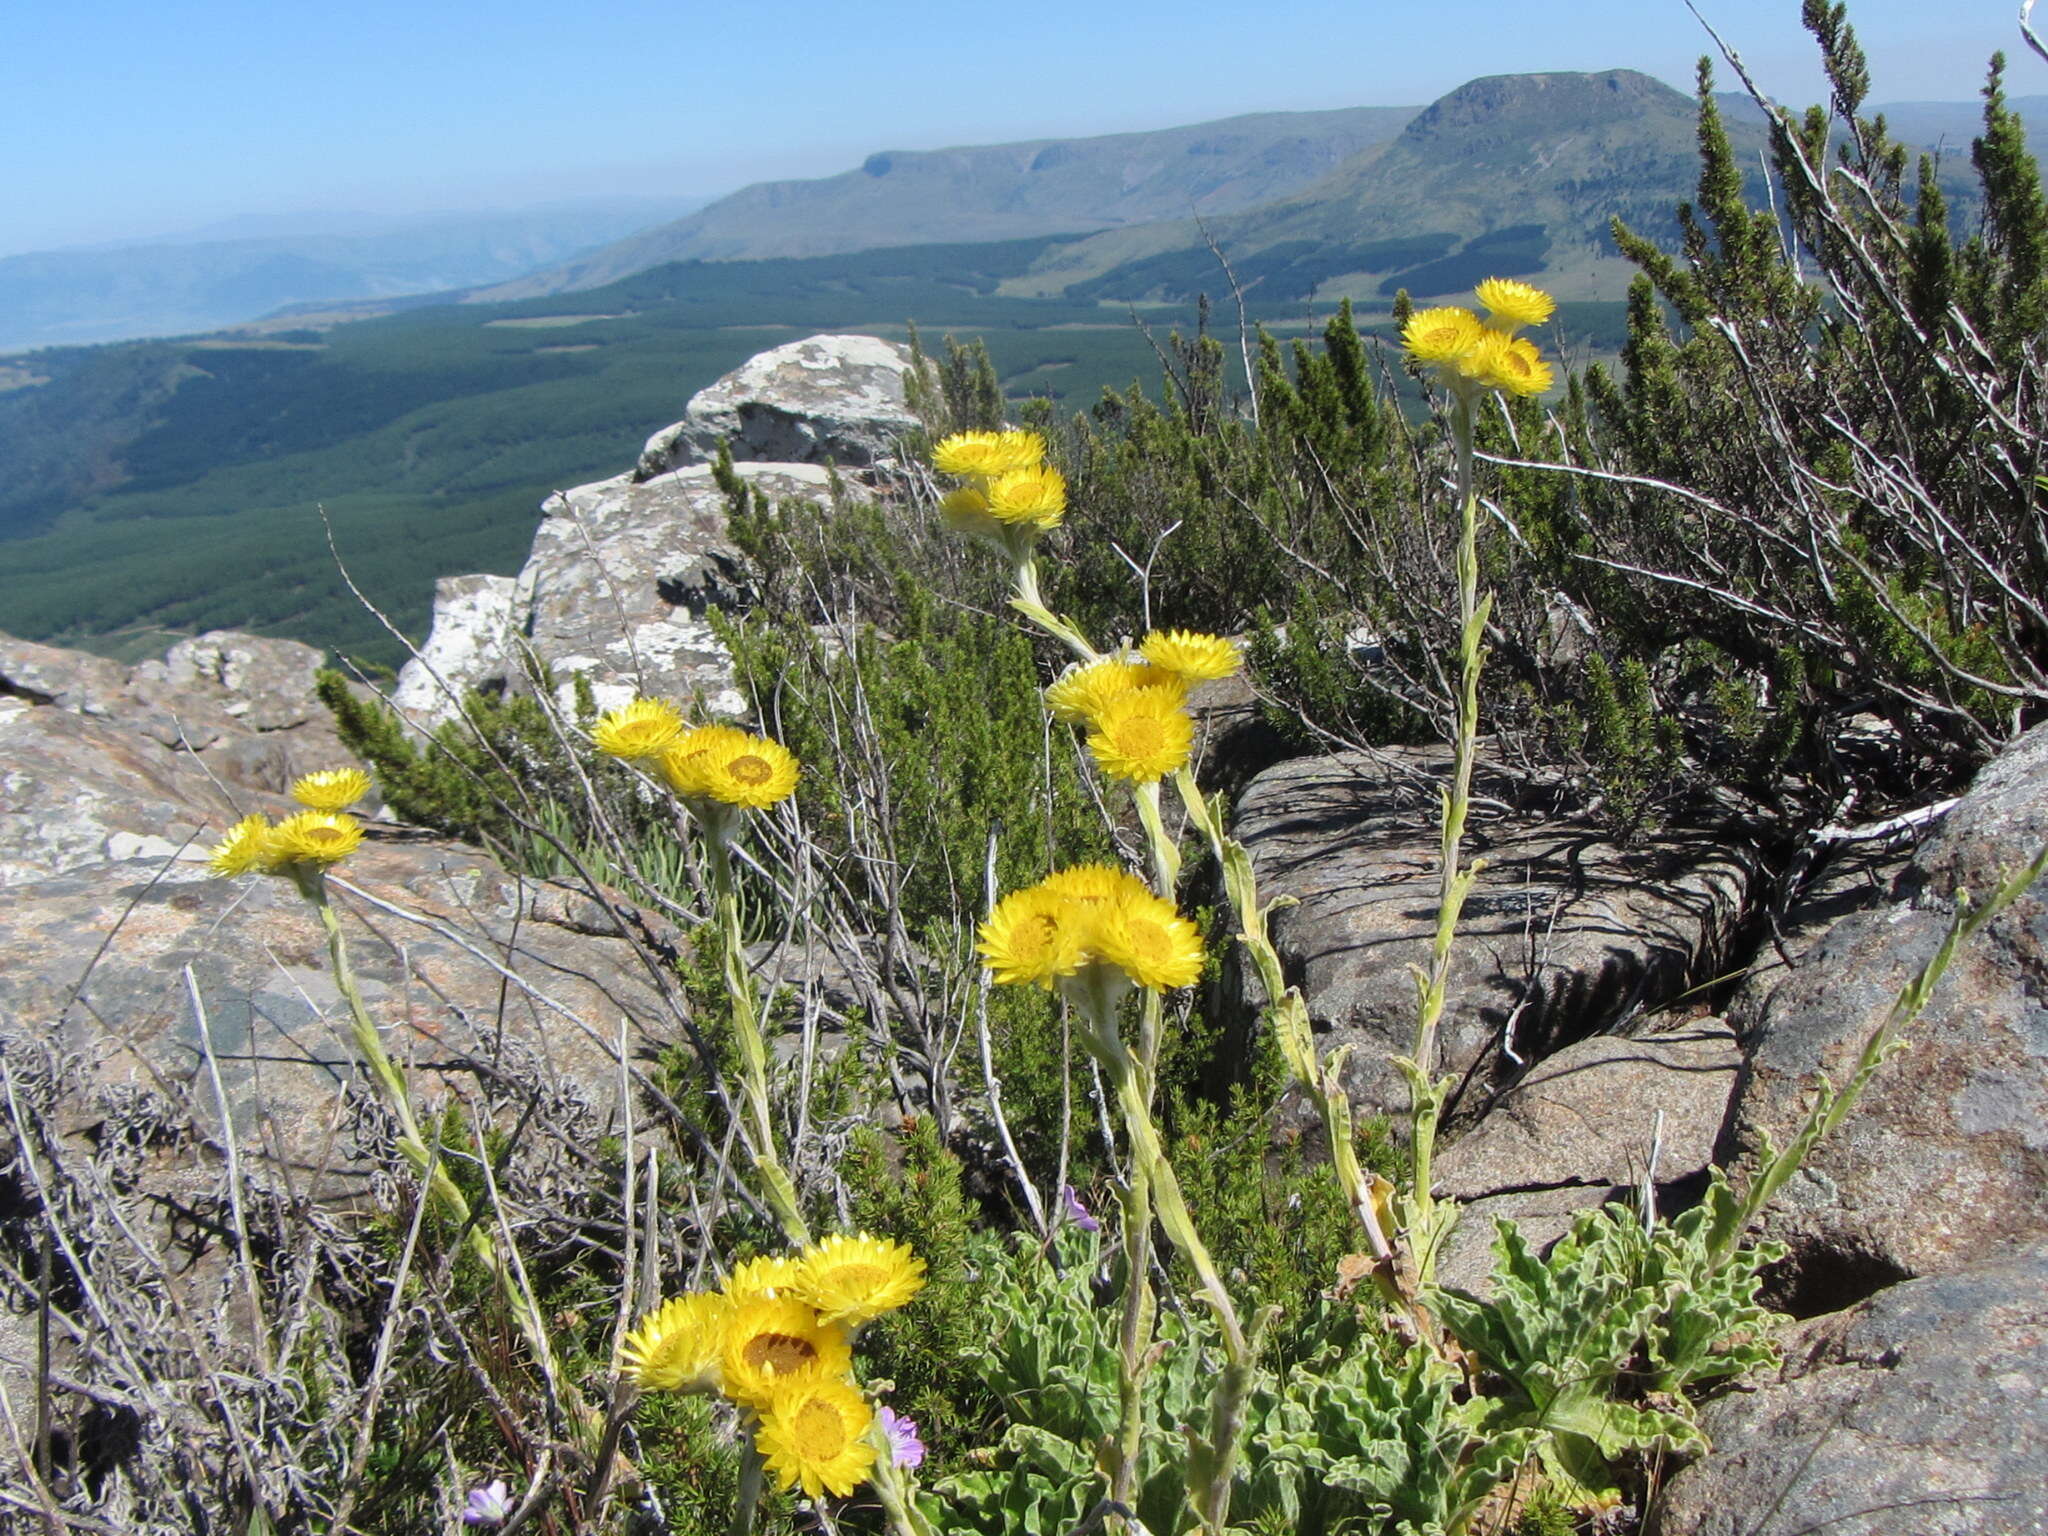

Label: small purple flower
[1060,1184,1101,1234]
[878,1405,926,1470]
[462,1480,514,1526]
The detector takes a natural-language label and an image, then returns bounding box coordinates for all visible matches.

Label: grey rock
[1650,1242,2048,1536]
[1728,722,2048,1305]
[1437,1017,1741,1201]
[391,572,523,728]
[1235,748,1755,1118]
[525,460,829,713]
[1424,1019,1740,1296]
[634,333,922,478]
[1,627,356,800]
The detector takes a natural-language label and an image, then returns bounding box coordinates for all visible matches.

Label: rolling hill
[472,106,1421,299]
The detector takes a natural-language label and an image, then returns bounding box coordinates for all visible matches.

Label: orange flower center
[1112,717,1167,757]
[744,1332,818,1375]
[821,1262,887,1295]
[728,754,774,786]
[791,1398,848,1458]
[306,827,347,849]
[1125,918,1171,963]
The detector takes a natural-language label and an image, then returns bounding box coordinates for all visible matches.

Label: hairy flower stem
[730,1426,765,1536]
[1403,391,1492,1263]
[1010,556,1099,663]
[701,832,811,1249]
[871,1459,938,1536]
[1171,771,1408,1296]
[1132,780,1182,893]
[1110,1149,1155,1511]
[302,876,570,1416]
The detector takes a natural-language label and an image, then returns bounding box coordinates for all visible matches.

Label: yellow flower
[722,1253,804,1305]
[1457,331,1553,398]
[1401,306,1485,366]
[1086,688,1195,783]
[1093,887,1206,993]
[793,1233,926,1327]
[1044,657,1185,725]
[208,814,276,878]
[1474,276,1556,333]
[757,1376,877,1499]
[661,725,800,809]
[593,697,686,760]
[978,886,1088,989]
[1040,863,1151,910]
[984,464,1067,528]
[290,767,372,812]
[264,811,363,867]
[1140,629,1241,682]
[720,1296,852,1410]
[931,429,1045,480]
[621,1292,729,1394]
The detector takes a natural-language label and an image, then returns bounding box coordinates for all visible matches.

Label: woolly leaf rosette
[757,1375,877,1499]
[290,767,372,812]
[620,1292,729,1394]
[792,1232,927,1328]
[720,1296,852,1410]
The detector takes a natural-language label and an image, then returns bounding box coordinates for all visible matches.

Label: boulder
[389,573,523,729]
[1727,722,2048,1310]
[1650,1242,2048,1536]
[0,626,369,885]
[633,333,923,478]
[1427,1018,1741,1293]
[523,460,830,713]
[1235,748,1755,1118]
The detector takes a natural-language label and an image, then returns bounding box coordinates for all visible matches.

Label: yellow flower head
[264,811,363,867]
[1093,887,1206,993]
[757,1376,877,1499]
[1456,331,1553,398]
[593,697,686,760]
[793,1233,926,1328]
[290,767,372,812]
[1474,276,1556,334]
[1086,688,1195,783]
[1040,862,1151,910]
[621,1292,729,1394]
[1140,629,1242,682]
[722,1253,804,1306]
[931,429,1045,480]
[984,464,1067,529]
[209,814,277,878]
[661,725,800,810]
[720,1296,852,1410]
[1401,306,1485,366]
[1044,657,1185,725]
[978,886,1088,989]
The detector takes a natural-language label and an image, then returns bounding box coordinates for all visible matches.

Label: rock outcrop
[1651,1242,2048,1536]
[1234,747,1754,1118]
[394,333,921,727]
[1725,720,2048,1312]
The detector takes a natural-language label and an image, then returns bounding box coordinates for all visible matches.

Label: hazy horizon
[3,0,2034,259]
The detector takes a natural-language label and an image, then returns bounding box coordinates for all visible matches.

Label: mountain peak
[1403,69,1693,141]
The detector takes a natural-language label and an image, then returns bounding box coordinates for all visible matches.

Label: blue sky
[1,0,2033,255]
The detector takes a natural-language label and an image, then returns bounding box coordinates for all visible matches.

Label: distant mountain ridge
[473,106,1421,300]
[1015,70,1753,303]
[0,199,706,352]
